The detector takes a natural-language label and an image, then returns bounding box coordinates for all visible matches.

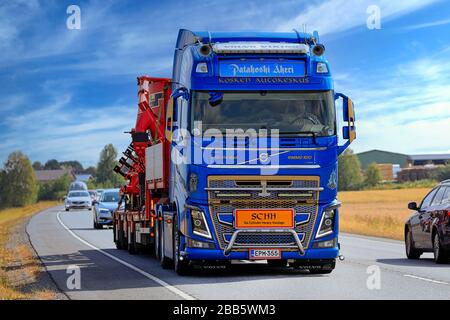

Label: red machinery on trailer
[113,76,171,254]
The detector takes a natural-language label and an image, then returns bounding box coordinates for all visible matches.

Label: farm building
[356,150,409,169]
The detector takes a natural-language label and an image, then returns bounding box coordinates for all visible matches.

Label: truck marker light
[316,62,328,73]
[195,62,208,73]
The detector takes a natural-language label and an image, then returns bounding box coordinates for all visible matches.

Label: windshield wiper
[279,131,318,145]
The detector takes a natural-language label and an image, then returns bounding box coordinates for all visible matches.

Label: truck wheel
[433,233,449,264]
[267,259,287,267]
[128,230,137,255]
[159,217,172,269]
[114,223,123,249]
[405,229,422,259]
[173,215,190,275]
[155,217,161,260]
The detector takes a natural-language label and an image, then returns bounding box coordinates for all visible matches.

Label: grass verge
[339,188,429,240]
[0,201,59,300]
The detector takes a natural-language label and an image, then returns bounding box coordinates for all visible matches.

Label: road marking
[404,274,449,285]
[56,211,196,300]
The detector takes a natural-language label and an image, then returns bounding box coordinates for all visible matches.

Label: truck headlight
[191,209,212,239]
[316,208,335,238]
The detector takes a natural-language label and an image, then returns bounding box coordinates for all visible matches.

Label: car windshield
[101,192,119,203]
[191,91,336,136]
[68,191,89,197]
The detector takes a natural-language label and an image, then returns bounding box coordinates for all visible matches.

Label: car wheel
[405,229,422,259]
[433,233,449,264]
[173,215,190,275]
[65,208,69,211]
[267,259,288,267]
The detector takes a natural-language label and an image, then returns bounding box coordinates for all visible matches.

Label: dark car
[92,188,120,229]
[405,180,450,263]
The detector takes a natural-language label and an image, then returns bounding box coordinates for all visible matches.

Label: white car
[65,190,92,211]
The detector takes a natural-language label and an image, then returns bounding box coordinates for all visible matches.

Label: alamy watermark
[366,265,381,290]
[367,5,381,30]
[66,5,81,30]
[66,265,81,290]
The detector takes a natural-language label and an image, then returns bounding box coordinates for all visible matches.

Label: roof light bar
[212,42,309,54]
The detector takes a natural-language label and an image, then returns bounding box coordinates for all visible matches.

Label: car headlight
[316,208,335,238]
[191,209,212,239]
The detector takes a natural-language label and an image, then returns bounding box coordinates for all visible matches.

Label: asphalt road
[27,206,450,300]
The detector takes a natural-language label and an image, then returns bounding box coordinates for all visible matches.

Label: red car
[405,180,450,263]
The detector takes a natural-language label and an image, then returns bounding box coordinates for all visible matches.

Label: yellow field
[339,188,430,240]
[0,201,58,300]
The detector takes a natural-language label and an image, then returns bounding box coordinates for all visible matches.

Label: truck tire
[128,230,137,255]
[433,233,449,264]
[267,259,287,267]
[114,223,123,249]
[405,229,422,259]
[173,215,190,275]
[159,216,172,269]
[155,217,161,260]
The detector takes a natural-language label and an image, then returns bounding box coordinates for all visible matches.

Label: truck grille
[207,176,320,251]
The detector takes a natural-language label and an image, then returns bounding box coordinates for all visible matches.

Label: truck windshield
[191,91,335,136]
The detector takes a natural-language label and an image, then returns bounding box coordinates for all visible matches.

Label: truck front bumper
[183,246,338,261]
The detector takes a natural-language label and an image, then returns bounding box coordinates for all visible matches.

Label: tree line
[0,144,124,209]
[338,149,450,191]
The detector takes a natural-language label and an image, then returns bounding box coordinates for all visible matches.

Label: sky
[0,0,450,167]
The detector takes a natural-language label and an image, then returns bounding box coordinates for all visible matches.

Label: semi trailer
[113,29,356,275]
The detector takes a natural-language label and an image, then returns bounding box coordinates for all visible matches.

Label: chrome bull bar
[223,229,305,256]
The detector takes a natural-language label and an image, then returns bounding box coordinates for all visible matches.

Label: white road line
[404,274,449,285]
[56,211,195,300]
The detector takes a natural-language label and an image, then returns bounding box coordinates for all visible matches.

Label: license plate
[249,248,281,260]
[235,209,294,228]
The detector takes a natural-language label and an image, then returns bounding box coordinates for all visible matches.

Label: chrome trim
[295,213,311,226]
[217,212,233,226]
[205,187,323,191]
[201,147,327,151]
[207,164,321,169]
[223,229,305,255]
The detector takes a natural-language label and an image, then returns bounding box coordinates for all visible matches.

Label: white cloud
[277,0,439,35]
[343,51,450,155]
[404,17,450,30]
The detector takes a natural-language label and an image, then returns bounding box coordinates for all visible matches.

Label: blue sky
[1,0,450,167]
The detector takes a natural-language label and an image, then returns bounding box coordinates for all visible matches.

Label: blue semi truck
[114,29,356,275]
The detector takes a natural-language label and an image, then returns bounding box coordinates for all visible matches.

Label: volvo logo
[259,152,269,163]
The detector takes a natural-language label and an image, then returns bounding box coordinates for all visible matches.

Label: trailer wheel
[173,215,190,275]
[114,222,123,249]
[128,229,137,255]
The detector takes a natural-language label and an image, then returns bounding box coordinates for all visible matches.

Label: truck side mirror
[171,87,190,101]
[335,92,356,143]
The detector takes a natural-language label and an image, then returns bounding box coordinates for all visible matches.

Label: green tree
[2,151,38,207]
[365,162,382,187]
[338,149,363,191]
[32,161,44,170]
[38,173,72,201]
[84,166,97,176]
[94,144,123,187]
[435,164,450,181]
[60,160,84,173]
[44,159,61,170]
